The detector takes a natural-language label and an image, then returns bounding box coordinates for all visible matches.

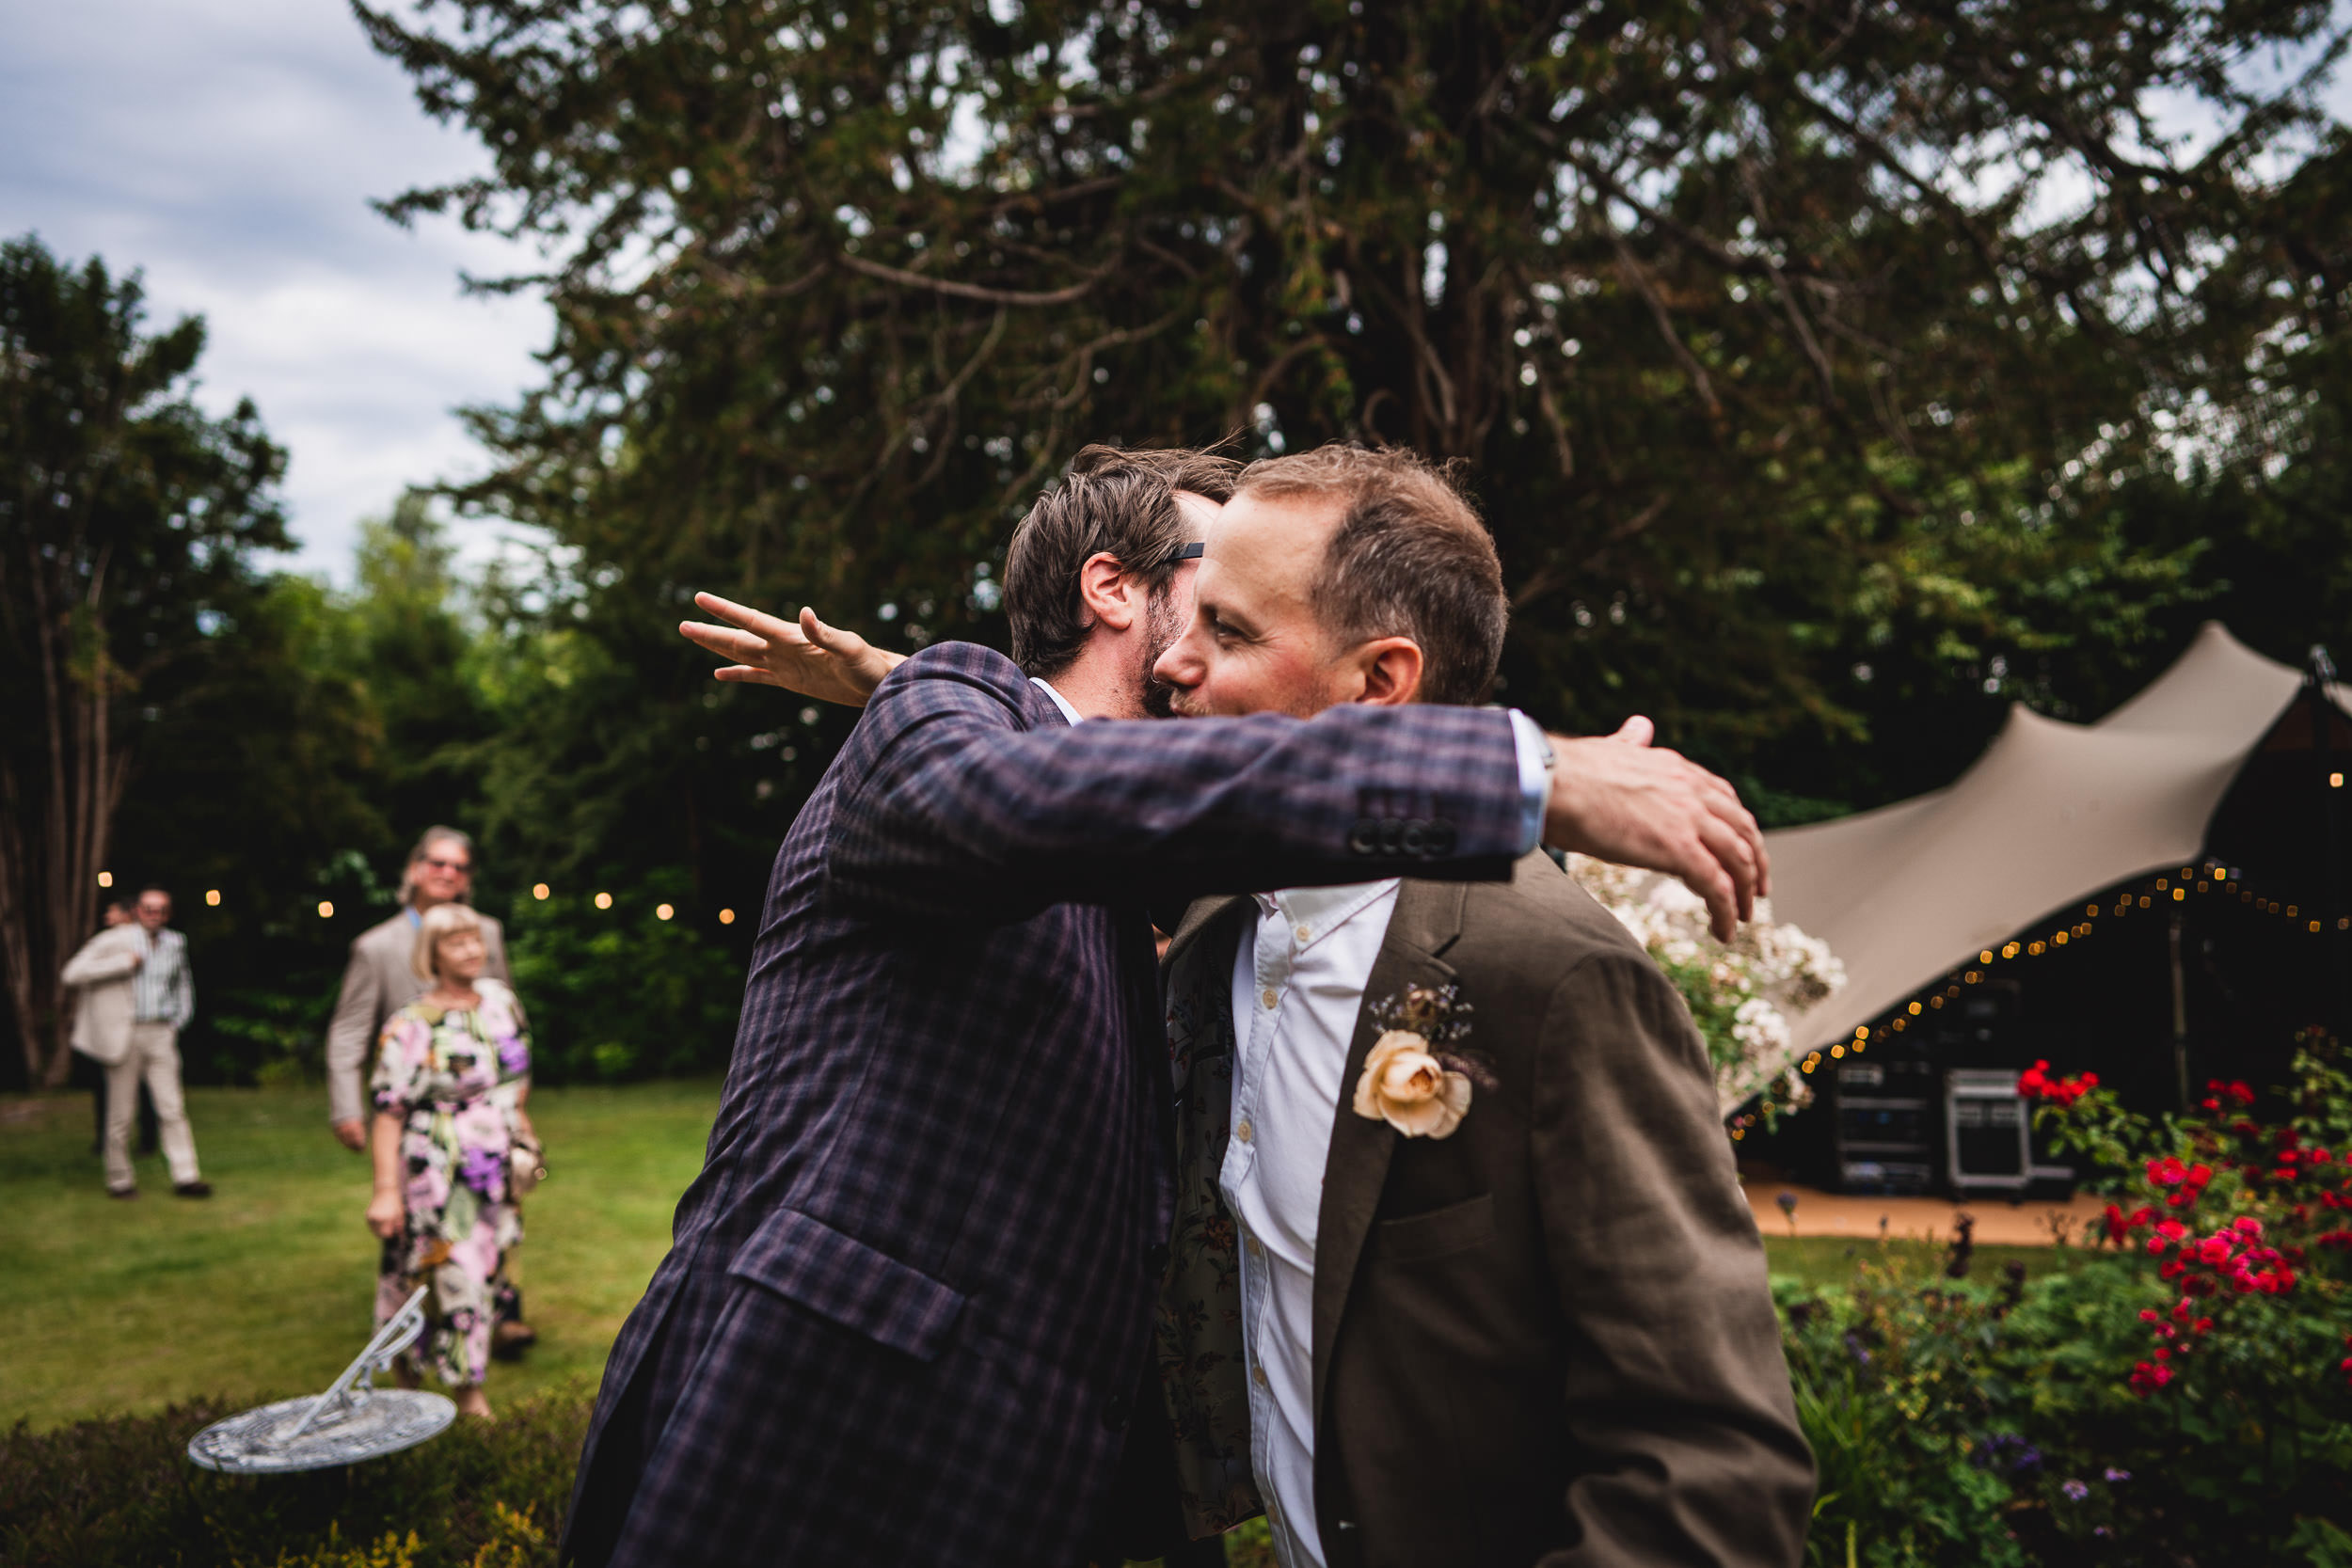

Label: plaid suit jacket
[561,642,1527,1568]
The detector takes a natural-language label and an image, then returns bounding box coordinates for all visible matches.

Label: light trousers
[104,1022,200,1192]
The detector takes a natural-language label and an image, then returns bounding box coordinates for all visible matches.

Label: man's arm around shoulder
[1531,946,1814,1568]
[60,926,140,989]
[825,645,1531,923]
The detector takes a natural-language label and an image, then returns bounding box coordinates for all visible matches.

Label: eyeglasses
[420,857,472,874]
[1163,541,1205,566]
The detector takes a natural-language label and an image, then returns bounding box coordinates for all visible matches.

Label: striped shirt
[132,927,194,1027]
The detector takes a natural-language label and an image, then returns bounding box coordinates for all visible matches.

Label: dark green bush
[1779,1038,2352,1567]
[0,1392,587,1567]
[1779,1265,2029,1568]
[501,871,743,1083]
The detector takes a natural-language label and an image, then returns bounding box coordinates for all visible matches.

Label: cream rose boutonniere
[1354,1031,1472,1139]
[1352,984,1493,1140]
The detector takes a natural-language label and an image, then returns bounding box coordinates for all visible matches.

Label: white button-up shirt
[1029,676,1084,725]
[1222,879,1401,1568]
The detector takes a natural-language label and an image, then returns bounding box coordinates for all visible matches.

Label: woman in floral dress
[366,901,538,1418]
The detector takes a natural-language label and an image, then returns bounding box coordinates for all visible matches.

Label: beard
[1137,586,1186,720]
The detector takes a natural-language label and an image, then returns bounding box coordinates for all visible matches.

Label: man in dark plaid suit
[563,448,1765,1567]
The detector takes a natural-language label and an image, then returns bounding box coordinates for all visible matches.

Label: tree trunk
[0,531,128,1090]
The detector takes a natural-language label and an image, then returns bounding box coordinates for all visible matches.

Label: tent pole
[2313,646,2346,1049]
[2169,912,2190,1111]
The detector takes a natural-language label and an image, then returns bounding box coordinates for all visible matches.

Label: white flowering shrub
[1564,856,1847,1122]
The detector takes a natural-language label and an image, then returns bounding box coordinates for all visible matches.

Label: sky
[0,0,546,580]
[7,5,2346,584]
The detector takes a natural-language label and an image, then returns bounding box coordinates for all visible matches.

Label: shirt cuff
[1505,710,1552,855]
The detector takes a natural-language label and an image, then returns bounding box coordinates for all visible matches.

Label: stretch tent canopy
[1767,622,2349,1055]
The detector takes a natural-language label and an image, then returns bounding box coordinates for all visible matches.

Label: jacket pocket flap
[727,1210,966,1362]
[1375,1192,1496,1265]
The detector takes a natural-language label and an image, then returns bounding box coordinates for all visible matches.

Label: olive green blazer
[1150,851,1814,1568]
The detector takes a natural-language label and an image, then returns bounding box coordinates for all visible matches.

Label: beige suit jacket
[62,924,146,1068]
[325,907,510,1125]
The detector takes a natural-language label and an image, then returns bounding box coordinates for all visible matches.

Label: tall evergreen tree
[358,0,2349,874]
[0,236,294,1085]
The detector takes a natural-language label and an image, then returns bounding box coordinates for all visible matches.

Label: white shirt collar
[1030,676,1084,726]
[1250,879,1399,952]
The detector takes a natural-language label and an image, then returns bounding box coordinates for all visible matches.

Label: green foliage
[0,1394,580,1568]
[0,233,301,1083]
[1779,1264,2029,1568]
[501,873,742,1081]
[1781,1042,2352,1566]
[353,0,2352,875]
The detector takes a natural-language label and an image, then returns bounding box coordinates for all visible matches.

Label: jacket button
[1427,819,1456,855]
[1400,822,1428,855]
[1348,818,1380,854]
[1103,1390,1131,1430]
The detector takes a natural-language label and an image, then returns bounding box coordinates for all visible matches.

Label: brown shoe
[491,1319,538,1359]
[173,1181,213,1198]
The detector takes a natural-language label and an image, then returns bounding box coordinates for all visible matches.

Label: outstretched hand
[679,592,904,708]
[1543,715,1769,942]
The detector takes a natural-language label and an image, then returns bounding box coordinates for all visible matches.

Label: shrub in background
[0,1392,584,1567]
[1778,1263,2029,1568]
[2003,1037,2352,1561]
[1776,1036,2352,1566]
[501,871,742,1083]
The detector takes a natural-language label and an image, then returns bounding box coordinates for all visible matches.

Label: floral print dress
[371,978,532,1387]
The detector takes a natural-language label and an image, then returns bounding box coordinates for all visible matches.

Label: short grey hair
[411,901,485,983]
[397,825,477,907]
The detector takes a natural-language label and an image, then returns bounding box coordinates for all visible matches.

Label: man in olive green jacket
[1151,856,1809,1566]
[1131,447,1811,1568]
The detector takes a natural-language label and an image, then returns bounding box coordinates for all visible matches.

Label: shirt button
[1261,987,1279,1009]
[1251,1363,1269,1388]
[1235,1119,1253,1145]
[1295,925,1311,943]
[1246,1234,1263,1258]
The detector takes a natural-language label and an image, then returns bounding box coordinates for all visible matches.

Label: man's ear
[1342,636,1424,706]
[1075,551,1141,633]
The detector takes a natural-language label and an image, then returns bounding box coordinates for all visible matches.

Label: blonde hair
[411,901,485,983]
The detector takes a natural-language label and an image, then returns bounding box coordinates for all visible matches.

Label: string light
[97,872,113,888]
[656,903,675,921]
[532,883,550,900]
[205,890,221,906]
[594,892,613,911]
[719,908,737,925]
[317,901,334,919]
[1835,858,2339,1055]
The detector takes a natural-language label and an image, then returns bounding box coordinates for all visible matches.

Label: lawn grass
[2,1080,2079,1565]
[1756,1232,2086,1291]
[0,1078,719,1431]
[1,1078,2077,1432]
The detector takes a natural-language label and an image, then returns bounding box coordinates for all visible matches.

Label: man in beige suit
[325,826,511,1144]
[64,887,211,1199]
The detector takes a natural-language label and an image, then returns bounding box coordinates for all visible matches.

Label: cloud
[0,0,547,579]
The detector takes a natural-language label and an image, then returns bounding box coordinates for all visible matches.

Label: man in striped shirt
[119,886,208,1198]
